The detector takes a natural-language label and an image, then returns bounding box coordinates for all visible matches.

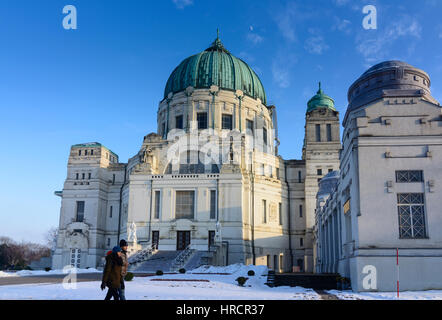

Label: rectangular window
[298,171,302,183]
[316,124,321,142]
[85,150,88,156]
[328,168,333,173]
[154,191,161,219]
[109,205,113,218]
[396,170,423,183]
[78,150,81,156]
[197,112,208,129]
[279,203,282,225]
[299,204,303,218]
[397,193,426,239]
[107,238,110,246]
[175,191,195,220]
[262,200,267,223]
[222,114,233,130]
[161,122,166,136]
[276,168,280,179]
[82,173,85,180]
[263,127,268,146]
[175,115,183,129]
[88,173,91,179]
[76,173,79,180]
[76,201,85,222]
[326,124,332,141]
[210,190,216,220]
[112,174,115,185]
[317,168,322,176]
[246,120,254,135]
[91,150,94,156]
[300,237,304,247]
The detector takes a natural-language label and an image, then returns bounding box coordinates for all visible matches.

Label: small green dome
[307,82,336,112]
[164,35,267,104]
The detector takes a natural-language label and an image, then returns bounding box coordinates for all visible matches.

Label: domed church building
[51,35,342,273]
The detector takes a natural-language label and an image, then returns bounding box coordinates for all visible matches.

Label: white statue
[128,221,137,244]
[215,221,221,242]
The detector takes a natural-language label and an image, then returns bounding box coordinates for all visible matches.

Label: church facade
[52,36,340,273]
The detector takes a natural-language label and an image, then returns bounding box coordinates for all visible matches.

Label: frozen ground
[1,264,442,300]
[0,264,320,300]
[0,268,100,278]
[327,289,442,300]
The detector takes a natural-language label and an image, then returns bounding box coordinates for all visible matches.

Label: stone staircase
[129,248,214,273]
[184,251,213,271]
[130,251,182,272]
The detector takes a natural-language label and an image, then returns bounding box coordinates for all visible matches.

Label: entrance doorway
[177,231,191,250]
[208,230,215,249]
[70,248,81,268]
[152,231,159,250]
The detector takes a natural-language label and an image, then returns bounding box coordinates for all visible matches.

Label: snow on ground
[189,263,268,275]
[0,264,319,300]
[0,271,19,277]
[327,290,442,300]
[2,264,442,300]
[0,268,101,277]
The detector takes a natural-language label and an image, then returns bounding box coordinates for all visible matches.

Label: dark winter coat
[102,252,123,289]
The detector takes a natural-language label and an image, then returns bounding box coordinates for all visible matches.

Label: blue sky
[1,0,441,244]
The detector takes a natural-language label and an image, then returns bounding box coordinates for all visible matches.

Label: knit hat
[112,246,122,253]
[119,239,128,247]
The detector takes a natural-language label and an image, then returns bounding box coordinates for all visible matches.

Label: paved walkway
[314,290,340,300]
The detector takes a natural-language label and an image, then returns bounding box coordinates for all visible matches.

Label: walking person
[101,246,123,300]
[118,239,129,300]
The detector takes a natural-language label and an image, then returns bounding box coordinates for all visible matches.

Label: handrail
[171,245,194,270]
[128,244,158,265]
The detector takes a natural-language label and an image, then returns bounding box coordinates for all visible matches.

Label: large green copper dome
[307,82,336,113]
[164,36,267,104]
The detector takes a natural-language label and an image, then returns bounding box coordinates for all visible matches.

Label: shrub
[45,267,51,272]
[156,270,163,276]
[236,276,248,287]
[179,268,186,274]
[247,270,255,276]
[124,272,134,281]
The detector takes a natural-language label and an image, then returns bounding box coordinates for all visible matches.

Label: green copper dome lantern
[164,33,267,104]
[307,82,336,113]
